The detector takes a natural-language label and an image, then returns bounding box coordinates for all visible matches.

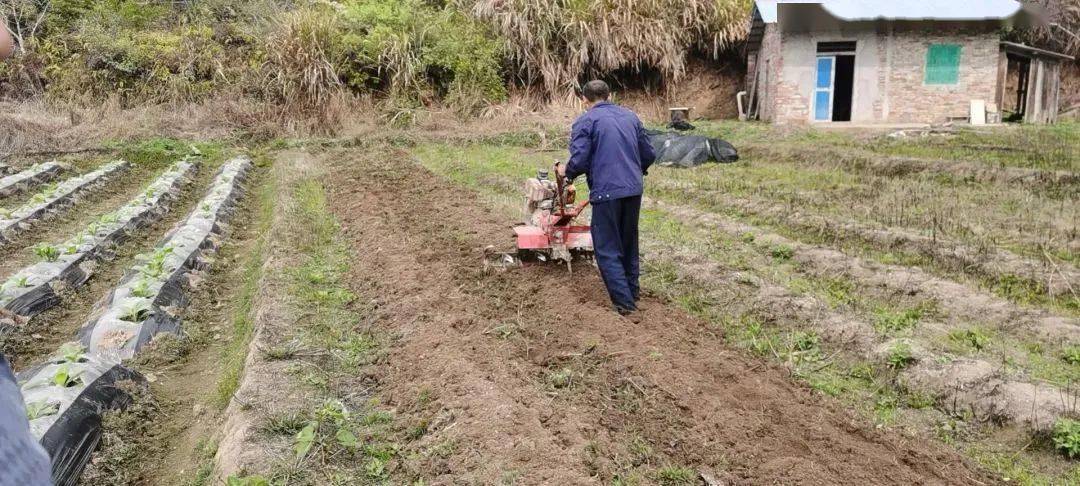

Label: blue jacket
[565,102,656,203]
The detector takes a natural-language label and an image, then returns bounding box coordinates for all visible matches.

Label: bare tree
[0,0,50,54]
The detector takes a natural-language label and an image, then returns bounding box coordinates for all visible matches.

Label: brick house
[745,0,1074,125]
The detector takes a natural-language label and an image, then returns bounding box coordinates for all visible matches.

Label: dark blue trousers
[591,195,641,311]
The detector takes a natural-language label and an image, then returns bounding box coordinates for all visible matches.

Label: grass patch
[214,166,276,408]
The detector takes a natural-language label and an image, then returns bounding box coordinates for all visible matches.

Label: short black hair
[581,80,610,102]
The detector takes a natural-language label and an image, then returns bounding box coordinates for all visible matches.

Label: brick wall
[883,29,1000,124]
[760,23,1001,125]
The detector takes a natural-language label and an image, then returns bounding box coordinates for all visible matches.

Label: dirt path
[325,147,995,485]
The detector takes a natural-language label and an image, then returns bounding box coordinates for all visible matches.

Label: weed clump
[1053,419,1080,459]
[886,343,915,369]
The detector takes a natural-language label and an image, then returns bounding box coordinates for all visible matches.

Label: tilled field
[6,123,1076,485]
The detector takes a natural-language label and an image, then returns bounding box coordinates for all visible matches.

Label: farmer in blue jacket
[558,80,656,315]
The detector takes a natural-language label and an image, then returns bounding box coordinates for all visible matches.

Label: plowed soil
[326,148,996,485]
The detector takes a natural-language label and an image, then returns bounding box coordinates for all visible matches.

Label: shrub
[339,0,508,113]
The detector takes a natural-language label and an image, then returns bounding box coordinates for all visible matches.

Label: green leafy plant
[0,208,11,219]
[1053,419,1080,458]
[1062,346,1080,365]
[548,368,574,389]
[294,421,317,462]
[770,244,795,261]
[33,244,60,262]
[886,343,915,369]
[119,301,152,322]
[225,476,269,486]
[131,279,154,298]
[52,363,81,387]
[139,246,174,278]
[947,328,992,352]
[655,465,696,485]
[14,275,31,288]
[873,306,924,334]
[58,342,85,363]
[25,401,59,420]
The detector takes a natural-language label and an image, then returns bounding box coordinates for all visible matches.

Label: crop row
[0,162,64,198]
[648,200,1077,437]
[80,157,251,358]
[14,156,252,485]
[651,180,1078,297]
[0,159,197,321]
[0,161,129,247]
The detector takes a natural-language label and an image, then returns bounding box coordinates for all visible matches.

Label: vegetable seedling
[34,244,60,262]
[58,342,86,363]
[131,279,154,298]
[119,301,152,323]
[25,401,59,420]
[52,363,81,387]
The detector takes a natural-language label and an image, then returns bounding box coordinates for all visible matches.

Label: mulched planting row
[0,159,197,323]
[79,157,251,358]
[0,161,129,247]
[14,156,251,486]
[0,162,64,198]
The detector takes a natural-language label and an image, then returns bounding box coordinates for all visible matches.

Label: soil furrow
[647,199,1079,343]
[744,144,1080,190]
[321,146,992,485]
[652,181,1079,298]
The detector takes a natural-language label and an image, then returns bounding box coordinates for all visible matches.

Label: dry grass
[461,0,751,98]
[261,7,345,113]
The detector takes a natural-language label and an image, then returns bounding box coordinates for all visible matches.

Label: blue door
[814,56,834,121]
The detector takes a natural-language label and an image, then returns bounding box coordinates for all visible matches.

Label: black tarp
[648,131,739,168]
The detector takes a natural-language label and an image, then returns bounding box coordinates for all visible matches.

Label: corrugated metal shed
[753,0,1025,24]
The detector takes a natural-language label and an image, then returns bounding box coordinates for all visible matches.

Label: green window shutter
[925,44,961,85]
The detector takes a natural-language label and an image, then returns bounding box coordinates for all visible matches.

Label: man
[559,80,656,315]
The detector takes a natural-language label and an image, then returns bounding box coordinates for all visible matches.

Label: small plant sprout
[886,343,915,369]
[64,244,78,255]
[119,300,152,322]
[34,244,60,262]
[14,275,31,288]
[131,279,154,298]
[770,244,795,261]
[139,246,175,278]
[52,363,81,387]
[1054,419,1080,458]
[25,401,59,421]
[548,368,574,388]
[58,342,86,363]
[0,208,11,219]
[947,328,992,352]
